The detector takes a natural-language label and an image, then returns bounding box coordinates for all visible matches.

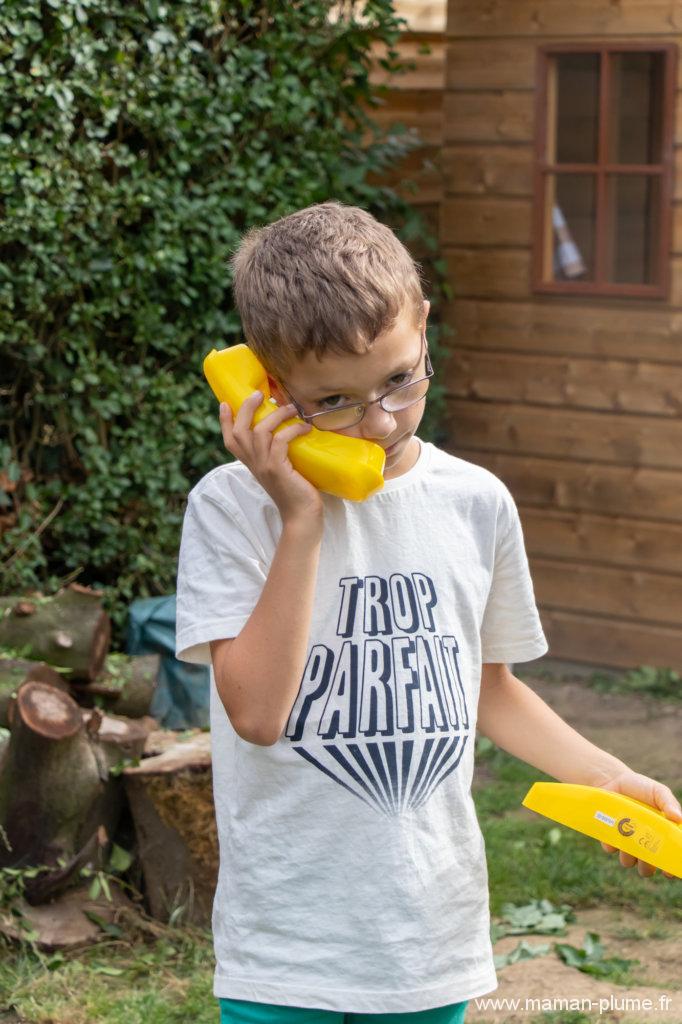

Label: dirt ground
[469,667,682,1024]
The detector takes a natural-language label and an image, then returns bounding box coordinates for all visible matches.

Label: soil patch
[469,908,681,1023]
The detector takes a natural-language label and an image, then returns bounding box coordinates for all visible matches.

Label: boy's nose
[359,399,396,442]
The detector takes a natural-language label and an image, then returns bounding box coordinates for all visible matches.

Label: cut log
[0,658,69,727]
[0,682,154,902]
[124,732,217,925]
[72,655,159,719]
[0,584,111,681]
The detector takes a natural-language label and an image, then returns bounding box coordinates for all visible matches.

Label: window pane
[607,175,660,284]
[609,52,664,164]
[554,53,600,164]
[545,174,596,282]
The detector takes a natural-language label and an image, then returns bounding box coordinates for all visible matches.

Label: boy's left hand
[594,769,682,879]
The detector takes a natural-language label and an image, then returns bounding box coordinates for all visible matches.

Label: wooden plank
[447,299,682,364]
[440,197,531,246]
[522,507,682,574]
[540,609,682,671]
[395,0,447,34]
[446,350,682,416]
[670,254,682,305]
[446,39,536,90]
[533,557,682,627]
[447,398,682,470]
[372,90,443,145]
[447,1,682,38]
[374,145,443,204]
[451,450,682,523]
[452,450,682,523]
[672,201,682,254]
[445,248,531,298]
[371,35,446,92]
[441,145,533,197]
[443,91,535,143]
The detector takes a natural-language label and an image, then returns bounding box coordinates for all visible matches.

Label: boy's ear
[266,375,286,405]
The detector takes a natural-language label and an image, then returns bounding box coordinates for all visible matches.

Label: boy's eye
[316,373,414,409]
[318,394,348,410]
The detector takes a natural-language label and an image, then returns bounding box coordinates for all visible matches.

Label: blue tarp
[126,595,209,729]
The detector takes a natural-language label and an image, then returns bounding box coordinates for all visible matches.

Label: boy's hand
[593,768,682,879]
[219,392,324,528]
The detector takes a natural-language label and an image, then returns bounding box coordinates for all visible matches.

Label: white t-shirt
[175,438,548,1013]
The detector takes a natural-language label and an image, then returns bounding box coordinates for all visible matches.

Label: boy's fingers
[619,851,637,868]
[253,402,299,433]
[270,421,312,447]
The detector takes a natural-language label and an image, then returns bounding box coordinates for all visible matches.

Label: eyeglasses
[276,330,433,431]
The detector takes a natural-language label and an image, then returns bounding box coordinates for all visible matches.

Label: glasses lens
[382,378,430,412]
[311,405,365,431]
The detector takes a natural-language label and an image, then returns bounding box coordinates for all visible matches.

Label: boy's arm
[209,391,324,747]
[210,519,322,746]
[477,664,682,875]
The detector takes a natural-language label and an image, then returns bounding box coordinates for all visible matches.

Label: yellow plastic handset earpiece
[522,782,682,878]
[203,344,386,501]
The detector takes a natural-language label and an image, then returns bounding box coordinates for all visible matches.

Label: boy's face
[268,300,430,481]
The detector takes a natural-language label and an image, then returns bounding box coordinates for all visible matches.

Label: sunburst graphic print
[285,573,472,817]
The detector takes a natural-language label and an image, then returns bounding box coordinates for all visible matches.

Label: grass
[0,926,215,1024]
[2,738,680,1023]
[474,741,682,921]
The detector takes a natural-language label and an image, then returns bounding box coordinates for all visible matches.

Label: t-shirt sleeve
[175,490,269,665]
[479,487,548,664]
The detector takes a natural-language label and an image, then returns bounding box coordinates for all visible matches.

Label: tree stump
[0,681,154,902]
[0,658,69,727]
[0,584,110,681]
[124,732,217,925]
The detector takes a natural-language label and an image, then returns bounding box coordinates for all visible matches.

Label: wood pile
[0,585,218,946]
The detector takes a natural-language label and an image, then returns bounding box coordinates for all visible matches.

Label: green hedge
[0,0,448,641]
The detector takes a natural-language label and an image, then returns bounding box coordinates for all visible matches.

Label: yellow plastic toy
[203,344,385,501]
[522,782,682,878]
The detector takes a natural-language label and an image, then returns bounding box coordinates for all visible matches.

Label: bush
[0,0,447,640]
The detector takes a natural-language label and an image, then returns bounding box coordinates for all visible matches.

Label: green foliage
[587,665,682,701]
[554,932,638,980]
[0,0,445,640]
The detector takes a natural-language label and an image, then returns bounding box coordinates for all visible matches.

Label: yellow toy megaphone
[203,344,385,501]
[523,782,682,878]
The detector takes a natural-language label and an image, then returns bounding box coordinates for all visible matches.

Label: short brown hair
[230,202,425,377]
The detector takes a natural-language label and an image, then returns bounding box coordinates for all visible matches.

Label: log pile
[0,586,218,944]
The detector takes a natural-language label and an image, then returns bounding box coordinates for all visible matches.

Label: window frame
[532,42,677,299]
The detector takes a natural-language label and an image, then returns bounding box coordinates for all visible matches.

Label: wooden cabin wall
[443,0,682,671]
[369,1,446,251]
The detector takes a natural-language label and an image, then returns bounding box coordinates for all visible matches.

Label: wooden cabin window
[533,45,677,299]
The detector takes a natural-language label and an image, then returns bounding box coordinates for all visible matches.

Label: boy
[175,202,681,1024]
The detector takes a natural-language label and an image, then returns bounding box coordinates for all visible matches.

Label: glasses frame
[276,330,433,431]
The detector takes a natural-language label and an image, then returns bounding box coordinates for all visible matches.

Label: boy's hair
[230,202,425,378]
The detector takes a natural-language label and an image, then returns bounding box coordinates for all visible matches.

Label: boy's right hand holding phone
[219,391,324,531]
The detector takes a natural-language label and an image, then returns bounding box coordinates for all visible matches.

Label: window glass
[609,52,664,164]
[555,53,600,164]
[608,175,660,284]
[547,175,595,282]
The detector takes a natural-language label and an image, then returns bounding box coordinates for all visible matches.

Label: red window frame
[533,43,677,299]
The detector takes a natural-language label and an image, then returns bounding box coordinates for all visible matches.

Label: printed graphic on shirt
[285,573,471,817]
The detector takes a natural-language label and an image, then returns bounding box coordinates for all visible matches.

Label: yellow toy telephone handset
[523,782,682,878]
[203,344,385,501]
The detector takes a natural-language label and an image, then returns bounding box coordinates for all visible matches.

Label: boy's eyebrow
[310,351,422,398]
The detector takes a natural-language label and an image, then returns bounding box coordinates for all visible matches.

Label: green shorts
[218,997,468,1024]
